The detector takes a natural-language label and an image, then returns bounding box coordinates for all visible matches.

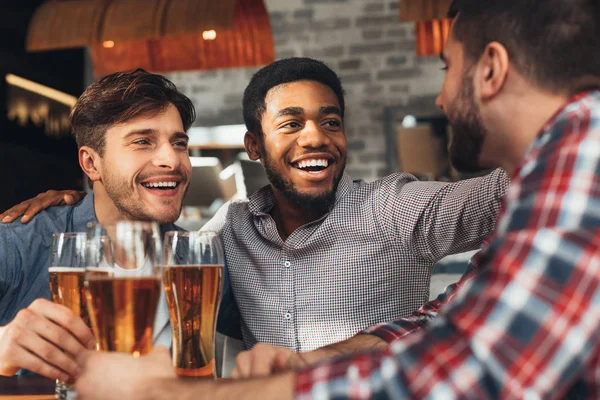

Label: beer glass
[49,232,90,400]
[163,231,224,377]
[84,221,162,356]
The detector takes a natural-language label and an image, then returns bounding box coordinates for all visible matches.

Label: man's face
[97,104,191,224]
[258,80,347,212]
[436,26,490,173]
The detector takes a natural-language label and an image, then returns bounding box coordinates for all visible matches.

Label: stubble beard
[447,71,490,174]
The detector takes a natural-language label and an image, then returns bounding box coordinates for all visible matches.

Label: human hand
[0,190,86,224]
[231,343,311,379]
[75,347,176,400]
[0,299,95,380]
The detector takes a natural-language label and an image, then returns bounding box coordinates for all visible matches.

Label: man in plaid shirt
[74,0,600,398]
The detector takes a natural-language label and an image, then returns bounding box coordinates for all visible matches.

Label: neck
[489,87,571,175]
[92,182,131,225]
[270,190,328,241]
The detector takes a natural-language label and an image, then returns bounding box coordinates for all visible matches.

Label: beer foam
[48,267,85,273]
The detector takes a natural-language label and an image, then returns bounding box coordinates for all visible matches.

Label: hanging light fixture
[26,0,274,75]
[399,0,453,56]
[89,0,274,76]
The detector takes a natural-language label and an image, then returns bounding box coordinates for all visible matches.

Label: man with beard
[74,0,600,398]
[0,69,194,381]
[3,58,510,354]
[198,57,508,353]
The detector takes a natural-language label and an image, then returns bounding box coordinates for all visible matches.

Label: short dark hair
[242,57,345,137]
[448,0,600,96]
[70,68,196,155]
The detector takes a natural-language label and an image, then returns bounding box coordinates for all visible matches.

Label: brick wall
[166,0,445,181]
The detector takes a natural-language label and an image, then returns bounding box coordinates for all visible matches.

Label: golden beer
[85,276,161,355]
[163,264,223,376]
[48,267,91,327]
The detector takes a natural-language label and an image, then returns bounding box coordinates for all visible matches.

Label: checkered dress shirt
[295,91,600,399]
[203,168,508,352]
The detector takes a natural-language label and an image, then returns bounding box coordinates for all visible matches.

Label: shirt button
[284,312,292,320]
[284,261,291,268]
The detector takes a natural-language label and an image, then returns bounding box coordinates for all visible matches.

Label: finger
[63,191,86,205]
[286,352,310,370]
[250,351,280,378]
[232,352,251,379]
[0,202,31,223]
[29,299,96,349]
[273,351,295,372]
[5,344,70,381]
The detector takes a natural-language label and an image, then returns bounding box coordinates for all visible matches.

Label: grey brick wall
[166,0,445,182]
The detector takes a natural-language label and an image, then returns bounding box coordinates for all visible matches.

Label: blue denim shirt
[0,192,96,325]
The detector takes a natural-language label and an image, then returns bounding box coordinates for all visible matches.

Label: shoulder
[346,172,419,198]
[0,203,72,238]
[200,200,250,233]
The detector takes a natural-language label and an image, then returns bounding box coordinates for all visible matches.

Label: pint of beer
[49,266,90,327]
[85,221,163,356]
[163,231,224,377]
[49,232,91,400]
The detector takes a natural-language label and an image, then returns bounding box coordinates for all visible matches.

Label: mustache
[136,170,187,183]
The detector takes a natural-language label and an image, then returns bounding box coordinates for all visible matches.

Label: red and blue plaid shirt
[295,90,600,399]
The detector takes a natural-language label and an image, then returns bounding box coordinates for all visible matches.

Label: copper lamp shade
[399,0,453,56]
[91,0,274,76]
[26,0,274,75]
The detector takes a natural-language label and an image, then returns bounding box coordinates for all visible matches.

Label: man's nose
[153,142,180,169]
[435,93,444,111]
[297,121,330,148]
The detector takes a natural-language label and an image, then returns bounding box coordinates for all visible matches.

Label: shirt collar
[512,90,600,180]
[248,171,353,216]
[72,190,96,231]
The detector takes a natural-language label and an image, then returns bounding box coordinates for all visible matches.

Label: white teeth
[296,159,330,169]
[142,181,177,188]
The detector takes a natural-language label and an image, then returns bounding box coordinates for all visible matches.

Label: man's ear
[244,131,262,161]
[79,146,102,182]
[476,41,509,101]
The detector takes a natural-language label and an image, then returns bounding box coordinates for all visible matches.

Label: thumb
[273,351,295,373]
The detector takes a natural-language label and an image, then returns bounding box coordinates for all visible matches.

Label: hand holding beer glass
[163,231,224,377]
[85,221,163,356]
[49,232,91,400]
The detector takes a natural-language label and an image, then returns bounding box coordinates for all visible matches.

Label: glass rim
[51,232,87,238]
[164,230,219,238]
[86,220,160,229]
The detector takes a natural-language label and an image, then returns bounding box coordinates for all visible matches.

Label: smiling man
[200,57,508,352]
[0,69,194,381]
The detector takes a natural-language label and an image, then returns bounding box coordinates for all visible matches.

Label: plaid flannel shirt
[295,91,600,399]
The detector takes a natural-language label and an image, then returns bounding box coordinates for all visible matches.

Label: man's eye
[283,122,301,129]
[324,120,341,127]
[173,141,188,148]
[134,139,151,145]
[441,66,449,72]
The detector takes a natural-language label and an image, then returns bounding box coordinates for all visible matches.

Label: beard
[102,168,186,224]
[261,147,345,215]
[446,70,490,174]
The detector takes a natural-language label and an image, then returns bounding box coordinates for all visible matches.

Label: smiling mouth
[293,158,332,173]
[141,181,180,190]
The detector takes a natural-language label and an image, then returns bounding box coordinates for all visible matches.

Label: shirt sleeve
[0,226,18,322]
[361,253,481,342]
[200,201,231,234]
[294,119,600,399]
[377,169,509,263]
